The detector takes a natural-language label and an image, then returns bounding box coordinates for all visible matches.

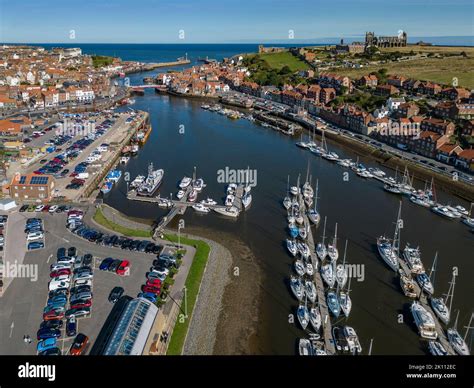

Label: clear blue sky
[0,0,473,43]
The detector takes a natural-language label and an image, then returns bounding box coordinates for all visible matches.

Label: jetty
[298,191,336,355]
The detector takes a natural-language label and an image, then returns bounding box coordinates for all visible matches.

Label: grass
[331,55,474,89]
[163,233,211,355]
[259,51,310,72]
[380,45,474,55]
[92,207,152,238]
[91,55,114,68]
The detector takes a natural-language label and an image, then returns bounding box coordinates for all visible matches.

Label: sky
[0,0,473,43]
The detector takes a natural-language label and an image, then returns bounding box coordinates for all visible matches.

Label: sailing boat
[376,201,401,272]
[336,240,349,288]
[447,311,471,355]
[327,223,339,262]
[327,286,341,318]
[290,275,305,301]
[462,203,474,228]
[399,166,415,195]
[321,260,336,288]
[298,338,312,355]
[308,180,321,226]
[283,175,291,210]
[430,271,455,325]
[416,252,436,295]
[427,341,449,356]
[296,133,309,149]
[297,295,310,330]
[316,216,328,260]
[305,280,317,303]
[339,272,352,317]
[309,306,322,332]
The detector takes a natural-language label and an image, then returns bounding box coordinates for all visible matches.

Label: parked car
[37,328,61,340]
[108,286,124,303]
[67,247,77,257]
[99,257,114,270]
[69,333,88,355]
[40,319,63,330]
[65,307,91,319]
[108,259,121,272]
[66,317,77,337]
[116,260,130,276]
[28,241,45,250]
[37,338,57,353]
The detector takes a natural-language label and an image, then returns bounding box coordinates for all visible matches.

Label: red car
[71,178,85,185]
[50,268,71,278]
[145,278,161,287]
[142,285,161,295]
[69,333,88,356]
[42,205,50,212]
[68,210,83,216]
[116,260,130,276]
[43,310,65,321]
[69,172,78,177]
[70,300,92,309]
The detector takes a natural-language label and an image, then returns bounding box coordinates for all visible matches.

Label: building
[375,84,399,97]
[455,149,474,172]
[365,31,407,48]
[9,174,55,202]
[102,297,158,355]
[437,143,463,165]
[420,118,455,136]
[358,74,378,88]
[409,131,449,158]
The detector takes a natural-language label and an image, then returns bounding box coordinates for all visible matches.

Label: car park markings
[9,321,14,338]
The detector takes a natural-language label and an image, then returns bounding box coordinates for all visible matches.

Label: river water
[103,69,474,354]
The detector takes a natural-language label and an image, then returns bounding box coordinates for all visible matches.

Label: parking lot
[0,210,162,355]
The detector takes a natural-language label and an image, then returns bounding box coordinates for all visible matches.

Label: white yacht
[327,290,341,318]
[242,192,252,210]
[430,297,450,325]
[321,262,336,288]
[416,272,434,295]
[298,339,312,356]
[384,184,403,195]
[316,216,328,260]
[179,176,192,189]
[309,307,322,332]
[286,239,298,256]
[337,159,352,168]
[227,183,237,195]
[213,206,239,218]
[176,190,185,200]
[294,260,306,277]
[399,270,418,299]
[130,174,145,189]
[193,178,205,192]
[339,290,352,317]
[192,203,210,213]
[297,304,310,330]
[428,341,448,356]
[343,326,362,354]
[322,151,339,161]
[283,196,292,210]
[120,156,130,164]
[377,236,400,272]
[188,189,198,202]
[403,245,425,274]
[431,206,459,220]
[335,264,348,288]
[290,186,299,196]
[137,165,164,197]
[410,301,438,340]
[225,194,235,207]
[368,167,386,178]
[297,242,311,259]
[200,198,217,206]
[448,328,470,355]
[327,223,339,262]
[290,276,305,301]
[298,226,307,240]
[305,262,315,276]
[305,281,317,303]
[410,194,432,208]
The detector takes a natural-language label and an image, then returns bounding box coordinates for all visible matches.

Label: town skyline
[1,0,473,44]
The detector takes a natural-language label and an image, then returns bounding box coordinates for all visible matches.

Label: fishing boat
[120,156,130,164]
[225,194,235,207]
[192,203,210,213]
[332,326,349,352]
[213,206,239,218]
[106,169,122,183]
[188,189,198,202]
[377,202,402,272]
[295,260,306,276]
[428,341,448,356]
[343,326,362,354]
[298,339,312,356]
[431,271,455,325]
[398,270,417,299]
[290,276,305,301]
[176,190,185,200]
[321,262,336,288]
[179,176,192,189]
[286,239,298,256]
[316,216,328,260]
[297,303,310,330]
[327,289,340,318]
[305,281,317,303]
[410,301,438,340]
[447,311,471,355]
[193,178,206,192]
[431,205,459,220]
[309,307,322,332]
[137,164,164,197]
[130,175,145,189]
[100,181,113,194]
[200,198,217,206]
[403,245,425,274]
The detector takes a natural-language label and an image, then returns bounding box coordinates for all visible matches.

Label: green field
[258,51,310,71]
[91,55,114,68]
[164,234,211,355]
[92,207,152,237]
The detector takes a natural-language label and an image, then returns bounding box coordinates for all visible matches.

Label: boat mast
[429,252,438,287]
[286,175,290,196]
[321,216,327,244]
[392,201,402,255]
[314,179,319,212]
[443,271,456,318]
[333,223,338,248]
[464,312,473,342]
[368,338,374,355]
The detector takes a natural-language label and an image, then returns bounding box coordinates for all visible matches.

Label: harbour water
[103,77,474,354]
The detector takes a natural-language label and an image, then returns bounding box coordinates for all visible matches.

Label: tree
[279,65,292,75]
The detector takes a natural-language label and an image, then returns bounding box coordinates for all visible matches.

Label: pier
[299,193,336,355]
[397,258,456,355]
[125,182,245,239]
